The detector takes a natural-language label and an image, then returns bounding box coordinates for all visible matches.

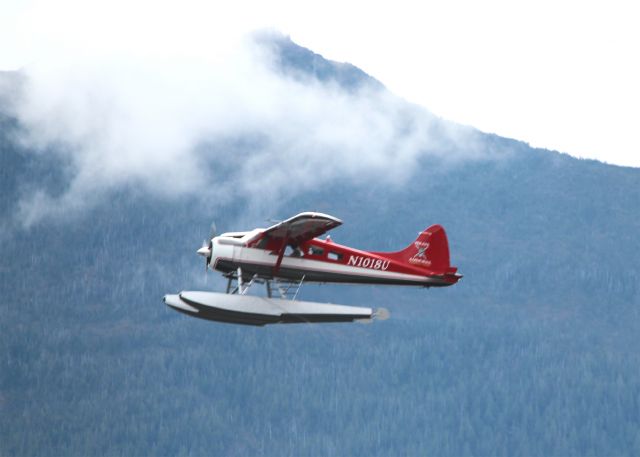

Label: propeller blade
[209,222,217,240]
[199,223,216,284]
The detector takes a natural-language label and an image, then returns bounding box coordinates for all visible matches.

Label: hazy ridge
[1,36,639,456]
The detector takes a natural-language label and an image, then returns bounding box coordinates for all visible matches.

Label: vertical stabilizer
[385,225,453,273]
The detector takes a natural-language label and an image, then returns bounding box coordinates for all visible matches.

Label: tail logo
[414,241,429,258]
[409,241,431,267]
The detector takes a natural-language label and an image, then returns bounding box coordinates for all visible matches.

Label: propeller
[197,221,216,273]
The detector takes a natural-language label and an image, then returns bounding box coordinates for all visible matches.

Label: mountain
[1,36,639,456]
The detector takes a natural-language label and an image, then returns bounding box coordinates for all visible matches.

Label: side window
[287,245,302,257]
[328,251,343,261]
[308,246,324,256]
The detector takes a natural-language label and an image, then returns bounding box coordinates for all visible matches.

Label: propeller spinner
[197,243,211,259]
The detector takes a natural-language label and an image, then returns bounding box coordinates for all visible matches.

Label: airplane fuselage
[209,234,458,287]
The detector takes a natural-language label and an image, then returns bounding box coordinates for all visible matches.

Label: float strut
[237,267,244,294]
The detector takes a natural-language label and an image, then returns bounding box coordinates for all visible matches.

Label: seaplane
[164,212,461,326]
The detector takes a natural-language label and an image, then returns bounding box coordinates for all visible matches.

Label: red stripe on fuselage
[298,238,442,277]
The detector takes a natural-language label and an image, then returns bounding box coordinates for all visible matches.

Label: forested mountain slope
[1,36,639,456]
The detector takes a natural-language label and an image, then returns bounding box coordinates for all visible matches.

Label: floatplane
[164,212,461,325]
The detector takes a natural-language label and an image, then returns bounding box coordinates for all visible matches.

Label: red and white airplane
[164,212,461,326]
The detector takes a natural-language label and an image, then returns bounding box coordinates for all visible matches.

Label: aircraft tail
[385,225,456,273]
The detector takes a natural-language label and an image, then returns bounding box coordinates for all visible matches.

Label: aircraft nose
[197,246,211,257]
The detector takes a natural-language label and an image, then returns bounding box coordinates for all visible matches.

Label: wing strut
[272,230,290,276]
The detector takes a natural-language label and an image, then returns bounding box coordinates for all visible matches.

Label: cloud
[4,12,492,228]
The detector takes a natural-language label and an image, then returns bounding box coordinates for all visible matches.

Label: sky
[1,0,639,168]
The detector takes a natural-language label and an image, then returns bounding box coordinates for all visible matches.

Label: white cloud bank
[2,2,493,227]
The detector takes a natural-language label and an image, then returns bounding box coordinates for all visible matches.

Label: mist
[4,29,492,228]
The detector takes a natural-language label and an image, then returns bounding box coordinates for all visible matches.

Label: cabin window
[308,246,324,256]
[285,245,303,257]
[328,251,343,261]
[255,237,270,249]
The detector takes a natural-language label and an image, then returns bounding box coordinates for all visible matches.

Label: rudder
[395,224,452,272]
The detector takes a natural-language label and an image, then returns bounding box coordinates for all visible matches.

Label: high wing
[259,212,342,245]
